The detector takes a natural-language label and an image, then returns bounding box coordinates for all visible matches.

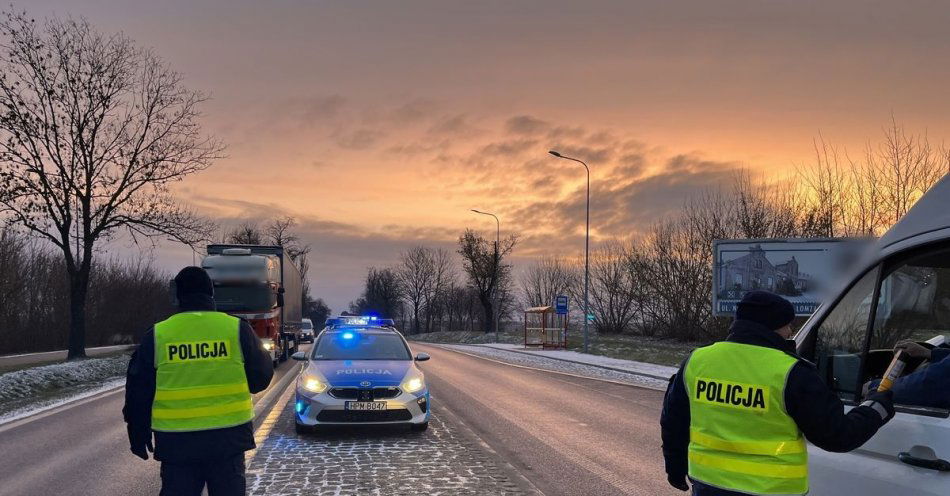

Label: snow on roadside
[0,377,125,425]
[0,353,129,403]
[479,343,678,379]
[438,344,672,390]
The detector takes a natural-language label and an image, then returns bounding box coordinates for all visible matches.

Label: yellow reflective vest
[152,312,254,432]
[684,341,808,495]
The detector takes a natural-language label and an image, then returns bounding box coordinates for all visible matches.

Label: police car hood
[310,360,410,387]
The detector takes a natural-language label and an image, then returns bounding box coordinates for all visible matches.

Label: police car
[291,322,430,433]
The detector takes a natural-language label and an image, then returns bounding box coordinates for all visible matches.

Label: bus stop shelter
[523,306,568,349]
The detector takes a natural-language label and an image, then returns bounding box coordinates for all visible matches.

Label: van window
[809,266,880,402]
[869,247,950,413]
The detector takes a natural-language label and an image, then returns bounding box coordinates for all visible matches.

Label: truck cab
[202,245,302,366]
[795,176,950,494]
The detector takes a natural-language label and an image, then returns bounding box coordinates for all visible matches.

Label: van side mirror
[414,352,430,362]
[276,293,285,308]
[291,351,307,361]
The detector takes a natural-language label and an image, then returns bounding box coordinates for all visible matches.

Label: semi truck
[202,244,303,366]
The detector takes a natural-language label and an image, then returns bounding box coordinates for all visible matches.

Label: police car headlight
[402,377,425,393]
[300,374,328,393]
[262,342,274,351]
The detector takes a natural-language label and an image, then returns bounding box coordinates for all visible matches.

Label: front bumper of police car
[294,370,430,428]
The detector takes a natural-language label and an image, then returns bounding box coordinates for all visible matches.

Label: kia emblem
[360,381,372,387]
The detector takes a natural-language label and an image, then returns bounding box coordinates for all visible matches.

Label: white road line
[425,344,667,391]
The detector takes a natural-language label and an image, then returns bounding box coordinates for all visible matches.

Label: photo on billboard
[712,238,865,317]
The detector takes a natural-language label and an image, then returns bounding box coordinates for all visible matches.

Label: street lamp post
[548,150,591,354]
[471,209,500,341]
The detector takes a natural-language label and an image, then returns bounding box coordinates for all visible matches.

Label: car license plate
[345,401,386,411]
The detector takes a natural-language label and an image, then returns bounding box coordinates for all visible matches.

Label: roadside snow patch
[0,377,125,425]
[0,353,129,403]
[438,344,672,390]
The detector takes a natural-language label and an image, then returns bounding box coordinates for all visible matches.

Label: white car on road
[795,176,950,495]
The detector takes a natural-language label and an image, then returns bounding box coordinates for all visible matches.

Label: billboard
[712,238,862,317]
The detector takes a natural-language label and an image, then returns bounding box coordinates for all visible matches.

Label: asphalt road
[0,346,306,496]
[412,343,678,496]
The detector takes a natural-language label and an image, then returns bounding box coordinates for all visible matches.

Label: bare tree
[263,216,312,312]
[574,240,638,334]
[425,247,455,332]
[226,222,263,244]
[398,246,435,335]
[457,228,517,333]
[350,267,403,319]
[798,120,949,237]
[519,256,576,308]
[0,12,221,358]
[871,118,947,225]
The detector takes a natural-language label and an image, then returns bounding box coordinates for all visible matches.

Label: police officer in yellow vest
[661,291,895,495]
[123,267,273,495]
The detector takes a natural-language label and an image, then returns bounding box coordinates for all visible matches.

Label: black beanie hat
[735,290,795,331]
[174,266,214,299]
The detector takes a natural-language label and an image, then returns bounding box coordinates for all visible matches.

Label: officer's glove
[862,389,896,423]
[667,474,689,492]
[128,425,154,460]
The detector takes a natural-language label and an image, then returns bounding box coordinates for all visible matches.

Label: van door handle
[898,452,950,471]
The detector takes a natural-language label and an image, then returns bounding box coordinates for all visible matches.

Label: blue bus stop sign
[555,295,569,315]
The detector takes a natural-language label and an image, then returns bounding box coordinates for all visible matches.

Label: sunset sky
[29,0,950,311]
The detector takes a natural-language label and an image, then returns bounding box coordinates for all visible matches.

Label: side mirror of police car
[291,351,307,361]
[414,353,430,362]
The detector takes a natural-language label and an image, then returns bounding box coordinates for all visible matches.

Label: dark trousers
[160,453,246,496]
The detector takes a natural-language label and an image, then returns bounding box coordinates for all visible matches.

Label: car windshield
[212,284,275,312]
[301,322,313,330]
[311,332,411,360]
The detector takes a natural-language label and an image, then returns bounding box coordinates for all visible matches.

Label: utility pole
[549,150,591,353]
[471,209,501,342]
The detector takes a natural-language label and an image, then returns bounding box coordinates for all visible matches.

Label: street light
[470,209,500,341]
[548,150,591,353]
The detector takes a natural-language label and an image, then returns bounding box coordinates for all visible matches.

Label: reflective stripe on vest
[152,312,253,432]
[684,341,808,495]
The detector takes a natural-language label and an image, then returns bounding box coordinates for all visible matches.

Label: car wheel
[410,421,429,432]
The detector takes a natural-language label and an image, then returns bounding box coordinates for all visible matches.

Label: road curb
[472,344,674,381]
[426,344,668,391]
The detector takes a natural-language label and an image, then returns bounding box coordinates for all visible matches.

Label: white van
[795,176,950,494]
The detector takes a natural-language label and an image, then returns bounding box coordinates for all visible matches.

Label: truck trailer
[202,244,303,366]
